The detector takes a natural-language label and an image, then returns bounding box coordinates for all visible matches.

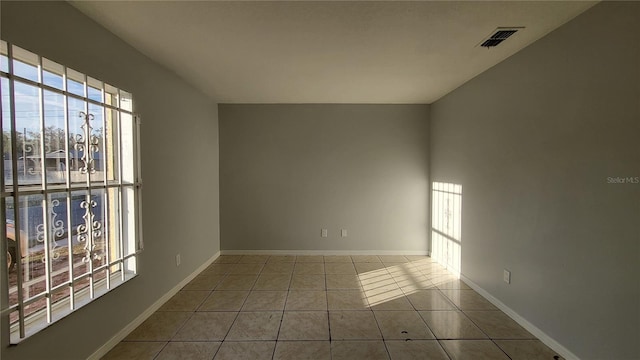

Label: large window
[0,41,142,343]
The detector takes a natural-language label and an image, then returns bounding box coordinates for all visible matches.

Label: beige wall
[219,104,429,253]
[430,2,640,359]
[1,2,220,359]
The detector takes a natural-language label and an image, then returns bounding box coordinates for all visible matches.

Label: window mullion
[36,54,54,324]
[62,64,75,311]
[134,115,143,253]
[0,69,9,350]
[101,90,111,290]
[116,109,125,280]
[6,44,28,340]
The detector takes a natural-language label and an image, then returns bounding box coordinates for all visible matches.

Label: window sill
[10,270,136,344]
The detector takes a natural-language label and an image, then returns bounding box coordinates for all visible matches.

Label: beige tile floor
[103,255,564,360]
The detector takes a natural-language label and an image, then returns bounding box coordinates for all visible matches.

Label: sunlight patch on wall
[431,182,463,277]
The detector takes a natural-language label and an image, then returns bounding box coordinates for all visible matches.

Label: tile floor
[103,255,564,360]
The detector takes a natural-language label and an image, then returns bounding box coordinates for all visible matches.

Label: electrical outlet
[176,253,181,267]
[341,229,347,237]
[503,269,511,284]
[321,229,328,237]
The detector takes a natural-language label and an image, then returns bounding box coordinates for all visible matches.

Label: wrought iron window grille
[0,41,142,344]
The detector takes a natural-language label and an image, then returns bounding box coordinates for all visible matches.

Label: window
[0,41,142,343]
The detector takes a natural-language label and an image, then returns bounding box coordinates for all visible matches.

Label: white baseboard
[88,251,220,360]
[221,249,429,256]
[460,274,579,360]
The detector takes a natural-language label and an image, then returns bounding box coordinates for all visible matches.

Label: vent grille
[491,30,518,40]
[480,28,521,48]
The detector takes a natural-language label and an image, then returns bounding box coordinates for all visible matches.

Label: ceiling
[70,1,597,104]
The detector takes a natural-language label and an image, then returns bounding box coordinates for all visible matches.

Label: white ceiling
[70,1,597,104]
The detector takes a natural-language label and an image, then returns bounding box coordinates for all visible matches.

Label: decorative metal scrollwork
[22,133,51,175]
[74,111,104,262]
[76,111,99,174]
[22,142,34,154]
[78,197,103,262]
[36,199,65,261]
[23,139,38,175]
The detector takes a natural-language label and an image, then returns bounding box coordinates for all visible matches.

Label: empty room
[0,1,638,360]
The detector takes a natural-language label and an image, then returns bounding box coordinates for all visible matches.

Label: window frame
[0,41,143,344]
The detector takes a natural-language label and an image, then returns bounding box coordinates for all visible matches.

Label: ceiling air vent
[480,27,523,48]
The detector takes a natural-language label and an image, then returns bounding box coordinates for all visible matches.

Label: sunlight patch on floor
[358,259,452,308]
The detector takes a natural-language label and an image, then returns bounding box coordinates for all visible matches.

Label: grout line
[371,310,392,359]
[269,310,284,359]
[493,339,516,360]
[325,269,331,347]
[217,283,249,348]
[437,339,454,360]
[150,341,170,360]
